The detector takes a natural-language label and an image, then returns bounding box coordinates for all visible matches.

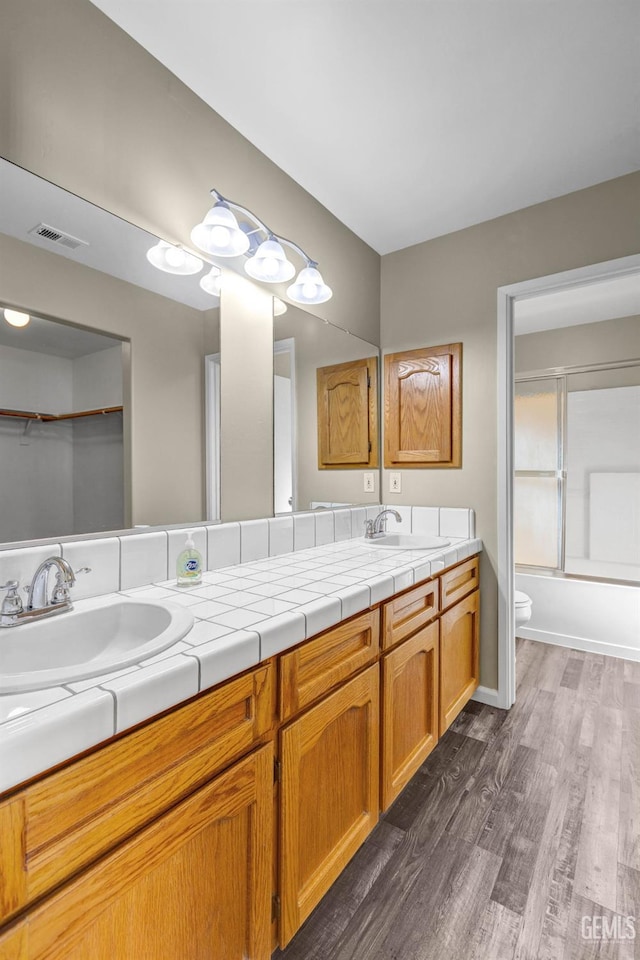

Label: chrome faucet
[0,557,90,628]
[364,509,402,540]
[27,556,76,611]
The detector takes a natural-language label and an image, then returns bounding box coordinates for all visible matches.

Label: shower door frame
[496,253,640,711]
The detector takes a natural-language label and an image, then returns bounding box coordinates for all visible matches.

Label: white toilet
[515,590,533,630]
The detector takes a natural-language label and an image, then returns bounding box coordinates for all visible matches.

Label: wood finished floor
[275,639,640,960]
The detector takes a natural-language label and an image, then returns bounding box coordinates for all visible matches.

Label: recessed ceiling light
[4,308,30,328]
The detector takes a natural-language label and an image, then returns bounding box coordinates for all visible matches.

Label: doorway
[496,253,640,709]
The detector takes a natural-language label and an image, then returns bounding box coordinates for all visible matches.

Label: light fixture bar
[206,188,333,302]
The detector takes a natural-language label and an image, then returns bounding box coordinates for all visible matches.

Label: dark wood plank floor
[275,639,640,960]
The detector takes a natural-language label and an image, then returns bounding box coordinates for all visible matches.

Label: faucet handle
[0,581,23,617]
[75,567,92,575]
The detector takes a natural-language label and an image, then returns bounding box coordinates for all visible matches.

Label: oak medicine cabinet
[317,357,379,468]
[384,342,462,468]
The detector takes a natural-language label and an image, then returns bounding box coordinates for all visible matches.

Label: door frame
[496,253,640,710]
[205,352,221,522]
[274,337,297,513]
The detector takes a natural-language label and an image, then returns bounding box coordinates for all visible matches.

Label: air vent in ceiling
[28,223,89,250]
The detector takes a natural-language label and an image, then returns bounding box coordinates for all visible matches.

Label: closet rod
[0,405,123,422]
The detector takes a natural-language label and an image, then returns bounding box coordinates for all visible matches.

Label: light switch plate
[363,472,375,492]
[389,473,402,493]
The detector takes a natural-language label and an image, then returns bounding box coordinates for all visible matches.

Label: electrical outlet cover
[390,473,402,493]
[363,472,375,492]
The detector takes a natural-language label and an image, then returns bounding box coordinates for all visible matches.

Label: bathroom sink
[365,534,451,550]
[0,596,194,694]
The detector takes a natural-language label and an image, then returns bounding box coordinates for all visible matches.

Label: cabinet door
[317,357,378,468]
[381,621,439,810]
[23,745,273,960]
[279,665,379,946]
[384,342,461,468]
[440,589,480,735]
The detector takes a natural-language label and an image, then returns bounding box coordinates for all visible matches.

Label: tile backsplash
[0,505,476,602]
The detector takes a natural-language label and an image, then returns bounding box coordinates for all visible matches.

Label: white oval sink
[0,597,194,694]
[366,534,451,550]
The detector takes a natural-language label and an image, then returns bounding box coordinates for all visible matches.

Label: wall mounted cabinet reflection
[384,342,461,468]
[317,357,378,469]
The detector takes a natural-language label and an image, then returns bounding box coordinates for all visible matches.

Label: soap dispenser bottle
[176,535,203,586]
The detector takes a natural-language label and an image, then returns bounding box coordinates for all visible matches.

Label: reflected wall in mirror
[0,158,220,545]
[274,304,381,512]
[0,310,126,542]
[0,158,381,545]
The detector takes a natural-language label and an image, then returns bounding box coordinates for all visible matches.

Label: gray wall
[0,232,207,528]
[0,0,380,346]
[515,314,640,373]
[381,173,640,689]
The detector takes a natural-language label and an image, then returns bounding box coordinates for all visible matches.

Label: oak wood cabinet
[5,745,273,960]
[381,620,439,809]
[439,589,480,735]
[0,553,481,956]
[382,576,439,650]
[279,665,380,947]
[0,663,275,926]
[317,356,378,468]
[384,342,462,468]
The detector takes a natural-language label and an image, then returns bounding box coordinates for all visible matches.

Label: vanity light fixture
[287,264,332,305]
[274,298,288,316]
[200,265,222,297]
[192,189,333,303]
[245,237,295,283]
[4,308,30,328]
[146,240,203,275]
[191,201,250,258]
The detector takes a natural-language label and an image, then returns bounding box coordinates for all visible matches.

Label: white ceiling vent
[28,223,89,251]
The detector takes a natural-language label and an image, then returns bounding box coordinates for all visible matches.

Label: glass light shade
[245,238,295,283]
[287,265,332,304]
[191,203,250,257]
[200,266,222,297]
[273,298,288,316]
[146,241,203,275]
[4,308,30,327]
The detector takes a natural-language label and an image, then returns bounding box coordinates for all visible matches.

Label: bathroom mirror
[0,158,381,544]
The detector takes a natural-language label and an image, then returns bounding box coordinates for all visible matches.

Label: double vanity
[0,506,481,958]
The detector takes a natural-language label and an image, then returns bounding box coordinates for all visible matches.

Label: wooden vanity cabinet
[279,665,380,947]
[0,663,276,960]
[8,744,273,960]
[439,588,480,735]
[381,620,439,809]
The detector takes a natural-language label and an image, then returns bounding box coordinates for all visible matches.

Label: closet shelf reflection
[0,406,123,422]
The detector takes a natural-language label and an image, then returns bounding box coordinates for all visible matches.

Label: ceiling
[88,0,639,255]
[0,310,121,359]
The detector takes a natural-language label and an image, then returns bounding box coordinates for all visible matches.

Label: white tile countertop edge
[0,535,482,794]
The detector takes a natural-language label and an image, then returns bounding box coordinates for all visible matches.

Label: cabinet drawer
[382,577,439,650]
[0,662,274,923]
[440,555,479,611]
[279,609,379,721]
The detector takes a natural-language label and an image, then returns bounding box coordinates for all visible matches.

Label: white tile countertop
[0,534,482,794]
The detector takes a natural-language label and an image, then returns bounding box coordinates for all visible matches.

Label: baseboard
[517,626,640,663]
[471,685,501,707]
